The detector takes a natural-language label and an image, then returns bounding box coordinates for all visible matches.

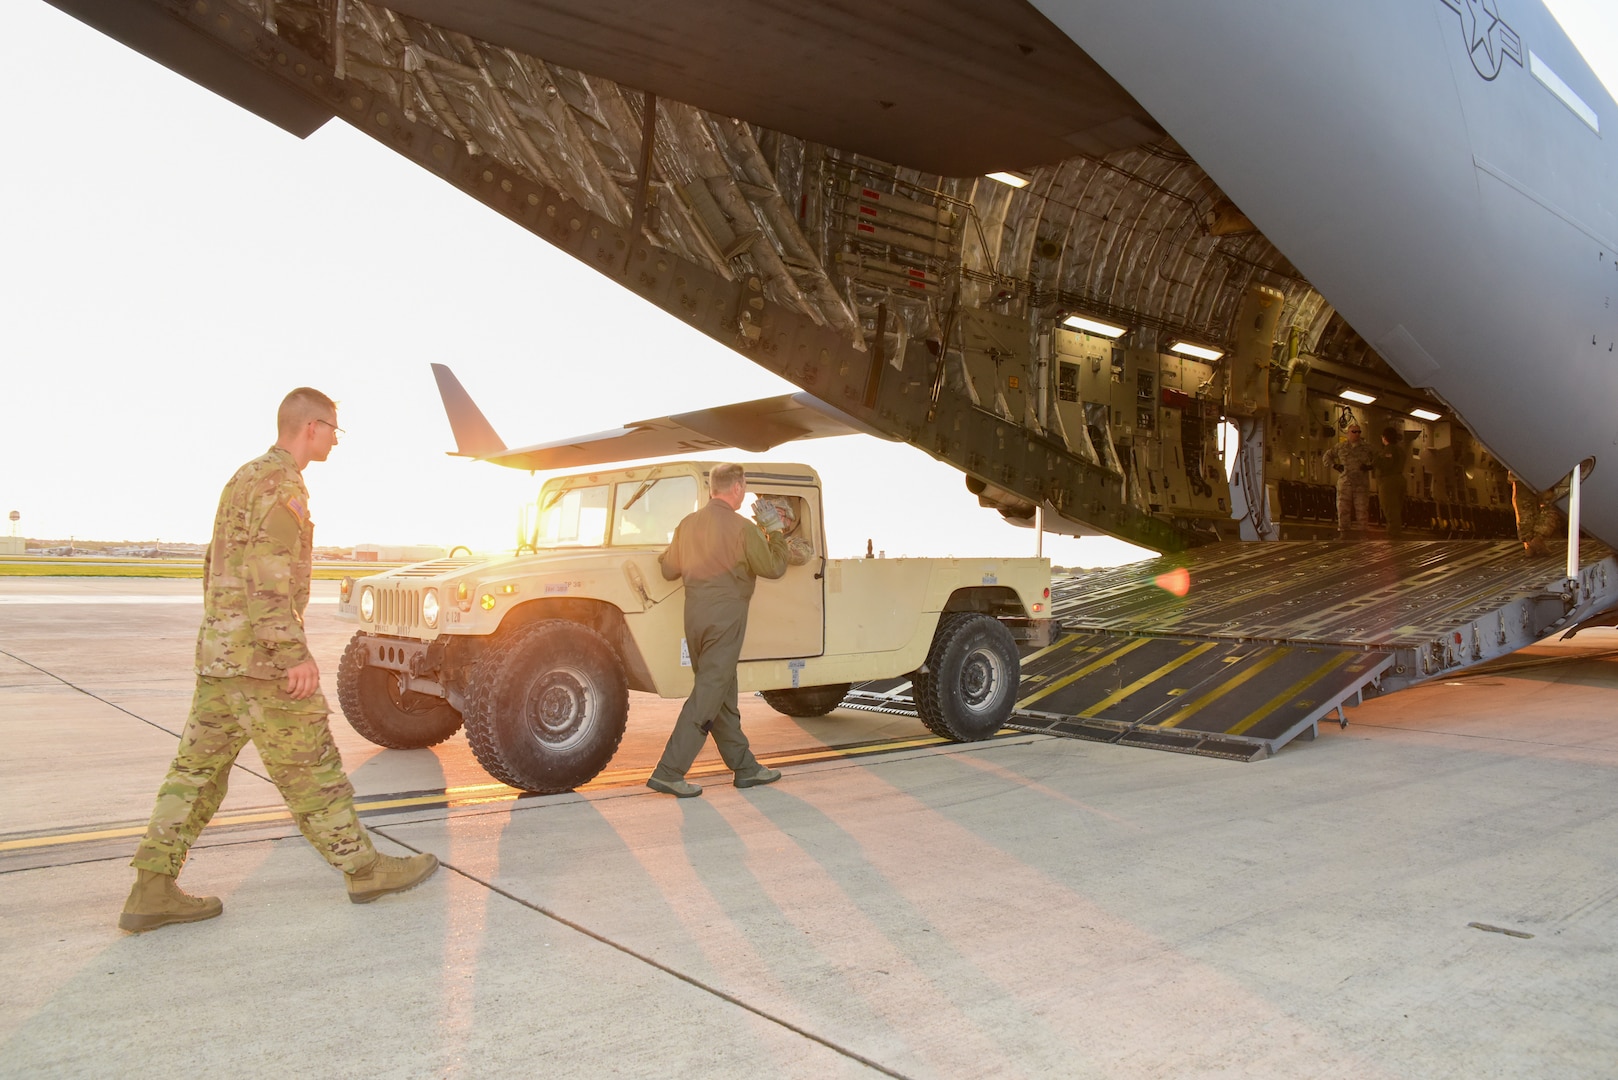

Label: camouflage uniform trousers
[131,675,376,876]
[1512,479,1560,544]
[1336,479,1371,532]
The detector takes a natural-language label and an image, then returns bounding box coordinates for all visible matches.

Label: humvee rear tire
[462,620,629,793]
[913,613,1019,742]
[337,633,464,749]
[760,683,852,717]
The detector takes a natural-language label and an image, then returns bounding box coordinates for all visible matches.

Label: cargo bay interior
[58,0,1530,552]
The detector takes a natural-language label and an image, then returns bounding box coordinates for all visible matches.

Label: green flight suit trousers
[1377,477,1406,538]
[652,608,762,782]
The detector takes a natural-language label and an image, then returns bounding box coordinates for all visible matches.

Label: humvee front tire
[913,613,1019,742]
[760,683,852,717]
[337,633,465,749]
[462,620,629,793]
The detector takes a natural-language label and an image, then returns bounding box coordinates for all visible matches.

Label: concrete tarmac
[2,576,1617,1078]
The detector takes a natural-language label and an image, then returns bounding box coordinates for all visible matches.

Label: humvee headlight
[359,587,375,622]
[422,589,440,629]
[339,577,354,604]
[456,581,472,613]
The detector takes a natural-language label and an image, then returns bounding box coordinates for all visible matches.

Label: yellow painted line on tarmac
[742,735,950,768]
[0,732,980,855]
[0,782,521,852]
[0,813,280,853]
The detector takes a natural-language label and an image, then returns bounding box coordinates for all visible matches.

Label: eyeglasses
[315,419,346,437]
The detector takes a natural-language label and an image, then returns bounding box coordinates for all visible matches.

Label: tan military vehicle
[336,460,1052,793]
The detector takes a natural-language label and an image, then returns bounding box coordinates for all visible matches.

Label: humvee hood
[365,547,640,584]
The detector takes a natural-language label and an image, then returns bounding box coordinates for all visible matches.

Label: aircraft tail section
[431,363,506,458]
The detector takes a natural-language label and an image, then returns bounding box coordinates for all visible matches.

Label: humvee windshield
[536,484,609,548]
[612,475,698,546]
[533,474,699,550]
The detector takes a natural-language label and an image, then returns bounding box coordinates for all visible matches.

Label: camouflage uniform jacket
[195,446,315,680]
[1323,439,1376,486]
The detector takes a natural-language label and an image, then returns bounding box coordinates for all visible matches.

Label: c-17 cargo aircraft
[42,0,1618,757]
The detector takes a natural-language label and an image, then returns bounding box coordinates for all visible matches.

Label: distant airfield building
[352,545,448,563]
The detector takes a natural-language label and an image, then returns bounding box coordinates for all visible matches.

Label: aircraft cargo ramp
[842,541,1618,761]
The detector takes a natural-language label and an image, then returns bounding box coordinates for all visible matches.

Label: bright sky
[1,1,1613,563]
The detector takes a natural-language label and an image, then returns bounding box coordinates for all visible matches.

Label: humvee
[336,460,1051,792]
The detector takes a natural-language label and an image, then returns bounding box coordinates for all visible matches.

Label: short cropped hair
[277,387,337,436]
[1381,426,1401,444]
[710,463,746,495]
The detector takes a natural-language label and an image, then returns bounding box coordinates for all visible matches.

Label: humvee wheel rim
[523,665,596,751]
[959,646,1007,714]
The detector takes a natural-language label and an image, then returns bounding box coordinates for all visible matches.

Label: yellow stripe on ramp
[1156,647,1294,729]
[1078,642,1218,719]
[1016,637,1153,709]
[1227,652,1357,736]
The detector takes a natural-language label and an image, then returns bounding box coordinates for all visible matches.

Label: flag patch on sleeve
[286,496,307,522]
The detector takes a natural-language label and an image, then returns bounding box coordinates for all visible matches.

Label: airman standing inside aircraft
[119,388,438,932]
[1323,422,1375,538]
[1373,427,1407,540]
[647,463,789,797]
[1510,473,1560,558]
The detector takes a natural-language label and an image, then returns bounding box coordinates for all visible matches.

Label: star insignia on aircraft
[1439,0,1524,81]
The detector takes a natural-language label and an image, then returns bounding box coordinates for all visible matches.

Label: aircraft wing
[433,363,888,472]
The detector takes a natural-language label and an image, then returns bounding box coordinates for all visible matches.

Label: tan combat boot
[734,766,782,789]
[346,852,439,904]
[646,776,702,797]
[118,869,224,933]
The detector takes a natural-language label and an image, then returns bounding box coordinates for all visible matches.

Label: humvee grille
[375,587,423,630]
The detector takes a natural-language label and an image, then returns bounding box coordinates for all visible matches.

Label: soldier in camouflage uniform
[1323,422,1376,538]
[119,389,438,933]
[754,494,815,565]
[1510,473,1560,557]
[647,463,789,798]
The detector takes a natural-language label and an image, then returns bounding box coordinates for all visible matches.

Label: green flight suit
[651,497,789,782]
[131,447,375,877]
[1373,443,1408,539]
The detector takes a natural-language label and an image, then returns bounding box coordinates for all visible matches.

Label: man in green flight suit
[119,388,438,932]
[647,463,789,798]
[1373,426,1408,540]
